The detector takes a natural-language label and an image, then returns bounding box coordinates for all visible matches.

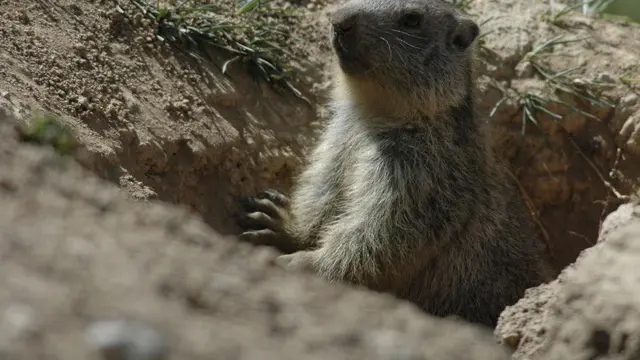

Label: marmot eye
[401,13,422,28]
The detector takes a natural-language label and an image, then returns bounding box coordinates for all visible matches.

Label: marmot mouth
[332,35,369,74]
[335,50,362,74]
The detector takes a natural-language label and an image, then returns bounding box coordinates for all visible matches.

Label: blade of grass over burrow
[528,35,590,59]
[521,34,616,127]
[236,0,262,15]
[520,94,554,147]
[551,0,619,22]
[121,0,308,103]
[489,96,508,118]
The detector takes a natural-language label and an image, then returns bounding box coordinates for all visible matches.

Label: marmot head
[329,0,479,119]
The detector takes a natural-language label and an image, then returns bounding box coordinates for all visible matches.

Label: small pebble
[77,96,89,109]
[85,319,168,360]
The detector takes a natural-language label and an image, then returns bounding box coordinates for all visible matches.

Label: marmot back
[236,0,553,328]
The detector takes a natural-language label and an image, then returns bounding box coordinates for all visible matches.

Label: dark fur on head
[329,0,479,118]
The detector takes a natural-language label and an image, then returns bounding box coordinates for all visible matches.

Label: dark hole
[590,329,611,355]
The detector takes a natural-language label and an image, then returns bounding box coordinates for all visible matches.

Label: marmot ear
[449,18,479,50]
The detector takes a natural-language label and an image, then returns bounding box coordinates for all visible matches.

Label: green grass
[547,0,640,25]
[620,64,640,85]
[549,0,616,22]
[17,112,77,156]
[489,33,619,151]
[502,35,614,140]
[236,0,264,15]
[601,0,640,22]
[450,0,475,13]
[116,0,308,102]
[489,91,554,146]
[526,35,615,109]
[487,31,629,200]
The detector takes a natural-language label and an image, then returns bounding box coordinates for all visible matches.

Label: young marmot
[235,0,552,327]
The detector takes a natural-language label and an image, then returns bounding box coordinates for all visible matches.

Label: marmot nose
[332,14,357,35]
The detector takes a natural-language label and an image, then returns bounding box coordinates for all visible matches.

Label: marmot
[235,0,553,327]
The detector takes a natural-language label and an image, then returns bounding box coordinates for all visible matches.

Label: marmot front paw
[235,189,297,253]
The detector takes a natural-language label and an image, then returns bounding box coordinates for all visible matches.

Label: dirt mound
[495,199,640,360]
[0,112,509,359]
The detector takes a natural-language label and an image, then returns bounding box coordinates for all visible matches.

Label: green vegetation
[118,0,307,101]
[549,0,615,23]
[620,64,640,85]
[524,35,615,115]
[595,0,640,23]
[548,0,640,25]
[17,113,77,156]
[490,34,616,142]
[450,0,475,13]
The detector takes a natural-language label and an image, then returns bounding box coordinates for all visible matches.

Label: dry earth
[0,0,640,358]
[495,198,640,360]
[0,112,509,359]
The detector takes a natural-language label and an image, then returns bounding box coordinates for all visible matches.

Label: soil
[0,0,640,358]
[495,199,640,360]
[0,113,510,359]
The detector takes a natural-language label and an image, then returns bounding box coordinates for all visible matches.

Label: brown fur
[236,0,553,327]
